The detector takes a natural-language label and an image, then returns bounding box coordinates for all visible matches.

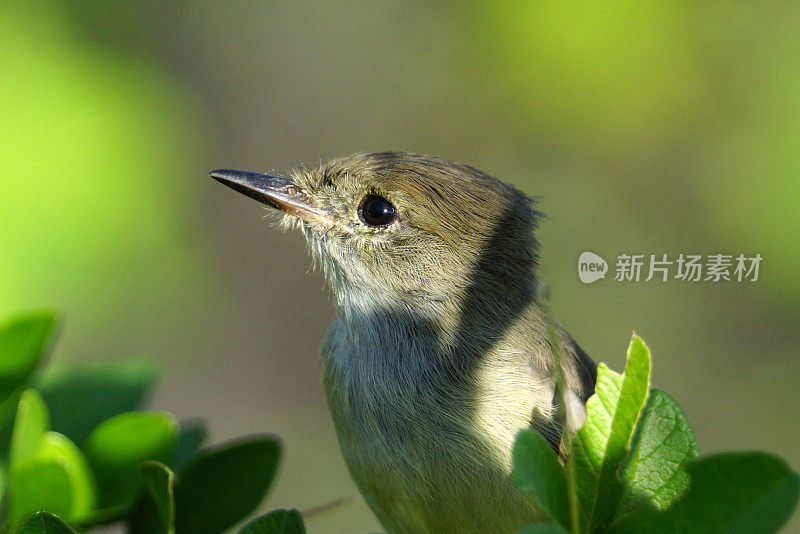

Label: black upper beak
[209,169,331,224]
[209,169,294,210]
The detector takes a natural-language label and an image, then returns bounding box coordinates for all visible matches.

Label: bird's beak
[209,169,332,225]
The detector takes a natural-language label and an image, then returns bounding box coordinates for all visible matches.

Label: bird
[210,152,597,534]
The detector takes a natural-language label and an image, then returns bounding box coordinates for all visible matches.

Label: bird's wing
[532,333,597,456]
[570,337,598,404]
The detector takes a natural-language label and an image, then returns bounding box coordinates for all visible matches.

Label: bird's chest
[319,316,541,533]
[321,316,465,476]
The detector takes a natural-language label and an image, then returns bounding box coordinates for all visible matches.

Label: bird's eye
[359,194,396,226]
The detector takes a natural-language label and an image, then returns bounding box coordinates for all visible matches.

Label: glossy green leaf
[173,419,207,471]
[10,390,49,468]
[16,511,77,534]
[174,436,281,534]
[141,462,175,530]
[36,356,159,446]
[618,389,699,516]
[9,432,96,529]
[607,452,800,534]
[0,312,57,408]
[569,334,650,532]
[83,411,177,509]
[512,429,570,530]
[11,461,72,528]
[237,509,306,534]
[127,461,176,534]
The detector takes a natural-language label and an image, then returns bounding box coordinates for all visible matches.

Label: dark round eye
[359,194,396,226]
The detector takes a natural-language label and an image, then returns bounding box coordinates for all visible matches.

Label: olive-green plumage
[211,152,597,534]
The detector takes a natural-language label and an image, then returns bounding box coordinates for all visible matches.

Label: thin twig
[299,495,354,518]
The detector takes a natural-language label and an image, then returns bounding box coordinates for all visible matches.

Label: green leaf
[516,524,571,534]
[512,429,570,530]
[36,356,159,446]
[11,461,72,528]
[173,419,207,471]
[0,312,58,409]
[10,390,49,469]
[127,461,176,534]
[140,462,175,530]
[607,452,800,534]
[16,511,77,534]
[618,389,699,516]
[83,411,178,509]
[237,509,306,534]
[569,334,651,532]
[9,431,96,529]
[0,462,5,509]
[174,435,281,534]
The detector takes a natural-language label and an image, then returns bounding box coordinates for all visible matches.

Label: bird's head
[211,152,541,319]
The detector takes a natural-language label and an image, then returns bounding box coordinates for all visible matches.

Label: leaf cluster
[512,335,800,534]
[0,311,305,534]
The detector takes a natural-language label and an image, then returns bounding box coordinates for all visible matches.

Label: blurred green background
[2,2,798,532]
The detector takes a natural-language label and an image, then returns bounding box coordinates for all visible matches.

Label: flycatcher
[210,152,596,534]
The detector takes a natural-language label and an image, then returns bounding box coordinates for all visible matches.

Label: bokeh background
[3,2,799,532]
